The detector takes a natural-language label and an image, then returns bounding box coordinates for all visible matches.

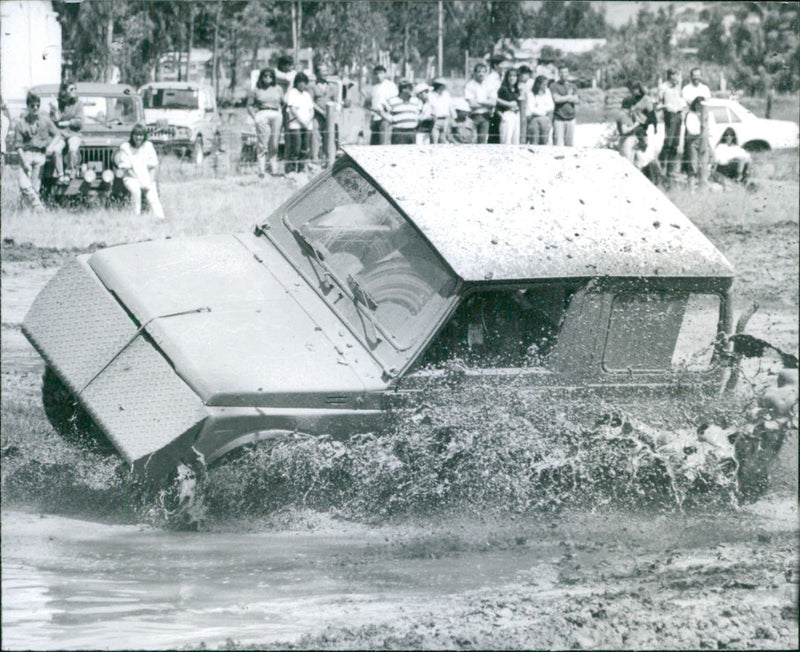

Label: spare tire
[42,366,115,454]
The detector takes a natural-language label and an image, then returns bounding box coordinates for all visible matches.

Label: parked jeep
[30,82,144,204]
[140,82,221,165]
[25,146,749,481]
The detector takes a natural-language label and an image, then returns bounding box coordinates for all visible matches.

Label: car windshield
[282,166,458,349]
[142,88,199,110]
[40,93,139,126]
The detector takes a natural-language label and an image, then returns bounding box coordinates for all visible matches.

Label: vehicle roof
[30,82,139,96]
[139,81,212,91]
[342,145,734,281]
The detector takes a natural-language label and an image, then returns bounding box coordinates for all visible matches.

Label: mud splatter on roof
[343,145,734,281]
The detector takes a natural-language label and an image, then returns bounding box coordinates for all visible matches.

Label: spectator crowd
[2,54,755,214]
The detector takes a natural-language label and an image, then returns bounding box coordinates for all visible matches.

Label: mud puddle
[2,501,798,650]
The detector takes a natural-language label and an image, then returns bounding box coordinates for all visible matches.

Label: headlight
[175,126,192,139]
[115,167,125,178]
[83,169,97,183]
[101,169,114,184]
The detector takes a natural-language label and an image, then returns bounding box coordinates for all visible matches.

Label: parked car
[29,82,144,204]
[140,81,221,165]
[576,97,800,152]
[703,98,799,151]
[25,146,742,481]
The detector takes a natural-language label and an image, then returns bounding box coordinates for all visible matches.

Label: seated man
[46,81,84,183]
[11,92,58,211]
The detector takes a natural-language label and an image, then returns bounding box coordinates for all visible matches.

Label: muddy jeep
[24,146,744,480]
[140,82,221,165]
[31,83,144,204]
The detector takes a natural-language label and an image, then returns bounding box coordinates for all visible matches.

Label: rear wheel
[742,140,770,153]
[42,366,115,454]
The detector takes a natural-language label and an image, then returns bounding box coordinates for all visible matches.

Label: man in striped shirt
[387,80,422,145]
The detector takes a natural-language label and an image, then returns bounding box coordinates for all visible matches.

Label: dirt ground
[1,156,798,649]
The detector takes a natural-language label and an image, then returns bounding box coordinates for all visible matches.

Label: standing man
[464,62,496,144]
[11,92,57,211]
[681,67,710,108]
[428,78,454,144]
[550,65,579,146]
[47,80,84,183]
[366,65,398,145]
[657,68,687,183]
[310,61,338,165]
[681,68,711,184]
[386,80,422,145]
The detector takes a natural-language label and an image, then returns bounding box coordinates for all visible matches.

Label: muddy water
[2,260,798,650]
[2,510,559,650]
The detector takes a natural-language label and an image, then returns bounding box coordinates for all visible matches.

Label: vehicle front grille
[148,124,176,138]
[80,147,115,170]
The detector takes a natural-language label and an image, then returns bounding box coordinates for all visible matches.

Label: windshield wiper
[281,215,333,292]
[347,275,382,346]
[347,275,378,311]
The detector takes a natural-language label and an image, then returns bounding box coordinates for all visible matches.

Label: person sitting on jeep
[10,92,58,211]
[46,80,84,183]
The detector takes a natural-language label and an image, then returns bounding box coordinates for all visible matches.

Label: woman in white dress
[116,123,165,219]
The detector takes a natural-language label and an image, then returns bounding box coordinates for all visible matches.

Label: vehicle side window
[419,286,574,369]
[603,293,721,372]
[726,108,741,123]
[709,106,729,124]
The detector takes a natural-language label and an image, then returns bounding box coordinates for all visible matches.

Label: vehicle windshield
[142,88,199,110]
[282,166,458,349]
[39,93,139,126]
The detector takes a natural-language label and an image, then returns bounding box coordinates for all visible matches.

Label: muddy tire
[42,367,115,454]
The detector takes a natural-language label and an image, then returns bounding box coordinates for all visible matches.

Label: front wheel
[192,137,204,165]
[42,366,115,454]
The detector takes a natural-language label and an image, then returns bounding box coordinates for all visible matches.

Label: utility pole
[438,1,443,77]
[292,2,298,67]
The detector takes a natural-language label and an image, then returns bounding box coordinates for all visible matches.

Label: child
[450,98,476,144]
[632,126,663,186]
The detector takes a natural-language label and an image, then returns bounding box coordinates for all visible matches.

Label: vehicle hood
[80,123,139,146]
[87,235,377,407]
[144,108,203,129]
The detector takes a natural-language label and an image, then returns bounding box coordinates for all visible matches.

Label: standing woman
[526,75,554,145]
[496,68,521,145]
[116,123,165,220]
[246,68,284,177]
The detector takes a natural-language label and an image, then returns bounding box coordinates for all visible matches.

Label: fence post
[326,102,337,167]
[699,100,709,189]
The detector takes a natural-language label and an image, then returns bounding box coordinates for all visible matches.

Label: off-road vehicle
[23,146,790,482]
[140,81,221,165]
[30,82,144,204]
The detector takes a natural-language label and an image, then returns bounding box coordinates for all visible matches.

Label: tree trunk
[105,0,114,83]
[186,4,194,82]
[212,1,221,97]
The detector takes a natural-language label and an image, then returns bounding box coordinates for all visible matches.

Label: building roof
[343,145,734,282]
[139,81,212,91]
[30,82,138,97]
[496,37,607,61]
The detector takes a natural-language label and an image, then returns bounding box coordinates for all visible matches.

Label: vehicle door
[387,284,582,421]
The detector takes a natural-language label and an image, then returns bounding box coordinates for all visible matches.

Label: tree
[304,2,388,72]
